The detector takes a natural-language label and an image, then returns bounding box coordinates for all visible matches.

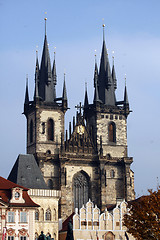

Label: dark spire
[34,51,40,100]
[98,25,116,106]
[112,56,117,90]
[93,54,101,103]
[94,55,98,88]
[84,83,89,108]
[24,75,29,105]
[123,77,130,118]
[52,51,57,99]
[124,78,129,106]
[38,18,53,102]
[24,75,29,114]
[62,73,68,111]
[62,73,67,101]
[52,52,57,85]
[94,80,100,103]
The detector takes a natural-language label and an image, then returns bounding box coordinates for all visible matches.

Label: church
[8,19,135,224]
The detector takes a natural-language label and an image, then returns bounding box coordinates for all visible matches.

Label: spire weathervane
[102,18,105,41]
[44,12,47,35]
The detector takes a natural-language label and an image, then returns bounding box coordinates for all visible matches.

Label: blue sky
[0,0,160,197]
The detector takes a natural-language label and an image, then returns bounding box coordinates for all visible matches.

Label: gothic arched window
[30,120,33,143]
[35,210,39,221]
[108,122,116,143]
[110,170,115,178]
[47,119,54,141]
[73,171,89,209]
[45,208,51,221]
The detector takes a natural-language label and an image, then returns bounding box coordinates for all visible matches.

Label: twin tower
[23,22,135,220]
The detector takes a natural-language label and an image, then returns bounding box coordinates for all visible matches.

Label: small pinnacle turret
[52,53,57,99]
[24,76,29,114]
[62,74,68,110]
[24,76,29,105]
[34,53,40,100]
[112,59,117,90]
[84,86,89,108]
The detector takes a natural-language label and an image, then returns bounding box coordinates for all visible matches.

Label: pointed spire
[52,50,57,86]
[98,24,116,106]
[52,49,57,100]
[24,75,29,105]
[124,76,129,105]
[84,83,89,108]
[34,51,40,100]
[94,82,100,103]
[94,52,98,88]
[62,73,68,111]
[62,73,67,101]
[39,19,53,102]
[112,53,117,90]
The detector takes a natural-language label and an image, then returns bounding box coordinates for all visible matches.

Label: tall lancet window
[47,119,54,141]
[108,122,116,143]
[73,171,89,209]
[30,120,33,143]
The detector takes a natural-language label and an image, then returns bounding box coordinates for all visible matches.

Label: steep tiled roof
[8,154,48,189]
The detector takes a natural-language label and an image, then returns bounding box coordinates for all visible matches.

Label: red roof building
[0,176,39,240]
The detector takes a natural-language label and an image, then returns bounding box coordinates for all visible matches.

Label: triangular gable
[65,116,96,154]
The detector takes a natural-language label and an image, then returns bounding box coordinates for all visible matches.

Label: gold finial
[44,12,47,35]
[102,18,105,27]
[36,45,38,58]
[54,46,56,59]
[94,49,97,63]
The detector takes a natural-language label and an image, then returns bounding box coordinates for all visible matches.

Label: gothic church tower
[83,25,135,209]
[23,21,135,220]
[23,19,68,190]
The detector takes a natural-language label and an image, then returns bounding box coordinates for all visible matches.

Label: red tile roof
[0,176,28,190]
[0,176,39,207]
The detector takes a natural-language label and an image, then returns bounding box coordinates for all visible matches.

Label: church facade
[23,22,135,220]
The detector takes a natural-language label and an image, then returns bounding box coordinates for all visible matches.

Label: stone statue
[38,231,47,240]
[47,234,51,240]
[66,219,74,240]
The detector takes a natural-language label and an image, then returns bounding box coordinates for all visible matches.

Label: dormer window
[15,192,20,199]
[10,188,25,204]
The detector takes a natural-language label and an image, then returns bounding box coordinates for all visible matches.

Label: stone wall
[28,188,61,240]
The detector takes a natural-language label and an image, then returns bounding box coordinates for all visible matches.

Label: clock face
[15,192,20,199]
[77,125,84,135]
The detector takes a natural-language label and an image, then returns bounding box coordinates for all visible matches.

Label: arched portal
[73,171,89,209]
